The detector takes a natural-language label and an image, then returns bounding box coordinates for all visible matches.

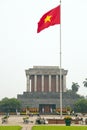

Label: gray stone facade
[17,91,77,107]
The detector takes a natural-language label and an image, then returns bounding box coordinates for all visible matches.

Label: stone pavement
[0,115,37,130]
[0,115,87,130]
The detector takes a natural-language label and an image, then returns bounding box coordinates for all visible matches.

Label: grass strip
[32,126,87,130]
[0,126,22,130]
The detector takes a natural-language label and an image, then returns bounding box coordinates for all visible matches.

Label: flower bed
[1,115,9,124]
[23,116,29,123]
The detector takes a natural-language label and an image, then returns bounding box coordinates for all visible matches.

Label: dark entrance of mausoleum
[39,104,56,114]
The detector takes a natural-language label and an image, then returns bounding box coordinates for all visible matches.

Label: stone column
[63,75,66,92]
[49,75,51,92]
[42,75,44,92]
[26,75,30,92]
[34,75,37,92]
[56,75,58,92]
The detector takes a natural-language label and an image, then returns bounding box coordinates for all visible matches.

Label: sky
[0,0,87,100]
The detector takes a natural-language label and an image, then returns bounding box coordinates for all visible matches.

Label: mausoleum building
[17,66,68,113]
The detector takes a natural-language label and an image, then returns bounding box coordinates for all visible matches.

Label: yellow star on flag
[44,15,52,23]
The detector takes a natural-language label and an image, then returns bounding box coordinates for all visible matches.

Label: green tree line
[0,97,21,113]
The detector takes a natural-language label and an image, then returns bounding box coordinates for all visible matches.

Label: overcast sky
[0,0,87,100]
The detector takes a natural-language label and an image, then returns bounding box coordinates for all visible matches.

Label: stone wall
[17,92,80,108]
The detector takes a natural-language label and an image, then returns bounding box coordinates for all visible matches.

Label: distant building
[17,66,68,114]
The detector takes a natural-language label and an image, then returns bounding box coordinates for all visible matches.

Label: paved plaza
[0,115,87,130]
[0,115,37,130]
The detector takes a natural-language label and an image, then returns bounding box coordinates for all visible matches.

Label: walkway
[0,115,87,130]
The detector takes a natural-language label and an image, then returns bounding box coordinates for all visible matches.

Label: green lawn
[32,126,87,130]
[0,126,22,130]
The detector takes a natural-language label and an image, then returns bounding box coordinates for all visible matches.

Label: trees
[83,78,87,88]
[73,98,87,113]
[71,82,80,93]
[0,98,21,113]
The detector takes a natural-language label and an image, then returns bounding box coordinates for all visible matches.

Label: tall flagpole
[59,0,62,118]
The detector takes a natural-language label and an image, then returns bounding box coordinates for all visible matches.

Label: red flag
[37,5,60,33]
